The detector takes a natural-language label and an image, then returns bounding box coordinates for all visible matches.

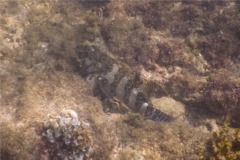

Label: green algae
[201,122,240,160]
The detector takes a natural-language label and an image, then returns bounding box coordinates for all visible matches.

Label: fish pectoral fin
[102,98,129,114]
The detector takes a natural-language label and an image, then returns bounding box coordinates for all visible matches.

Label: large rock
[151,97,185,119]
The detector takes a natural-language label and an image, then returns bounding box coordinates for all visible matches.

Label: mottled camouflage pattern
[75,44,173,122]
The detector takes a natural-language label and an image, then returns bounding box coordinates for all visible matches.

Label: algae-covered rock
[202,70,240,126]
[42,109,91,160]
[151,97,185,119]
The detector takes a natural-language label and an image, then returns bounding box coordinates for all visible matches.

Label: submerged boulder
[151,97,186,119]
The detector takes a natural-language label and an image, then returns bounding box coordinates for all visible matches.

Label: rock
[42,109,91,160]
[151,97,185,119]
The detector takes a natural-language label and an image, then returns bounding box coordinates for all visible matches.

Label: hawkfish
[75,44,173,122]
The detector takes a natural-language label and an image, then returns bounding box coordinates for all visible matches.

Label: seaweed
[203,122,240,160]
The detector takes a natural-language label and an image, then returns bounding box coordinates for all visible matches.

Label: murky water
[0,0,239,159]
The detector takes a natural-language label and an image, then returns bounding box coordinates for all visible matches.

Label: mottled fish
[75,44,173,122]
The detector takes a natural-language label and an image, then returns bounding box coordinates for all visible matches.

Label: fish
[75,44,173,122]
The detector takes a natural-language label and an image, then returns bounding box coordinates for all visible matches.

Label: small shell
[49,119,59,130]
[63,109,79,119]
[74,153,84,160]
[64,117,72,125]
[64,134,71,145]
[46,129,55,143]
[54,129,61,138]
